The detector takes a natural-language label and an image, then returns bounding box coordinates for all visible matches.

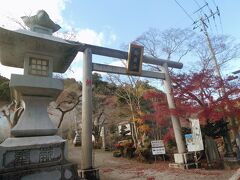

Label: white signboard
[151,140,165,155]
[185,134,196,152]
[152,147,166,155]
[190,118,204,151]
[185,119,204,152]
[151,140,164,148]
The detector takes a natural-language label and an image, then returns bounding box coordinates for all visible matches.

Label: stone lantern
[0,10,79,179]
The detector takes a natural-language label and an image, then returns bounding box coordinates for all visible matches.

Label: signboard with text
[152,147,166,155]
[185,134,195,152]
[190,118,204,151]
[127,44,144,75]
[185,119,204,152]
[151,140,165,155]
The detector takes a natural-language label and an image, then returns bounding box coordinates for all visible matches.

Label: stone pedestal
[0,163,77,180]
[169,153,200,169]
[0,136,78,179]
[79,168,100,180]
[0,74,78,179]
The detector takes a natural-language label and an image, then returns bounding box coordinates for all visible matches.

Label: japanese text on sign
[127,44,144,75]
[151,140,165,155]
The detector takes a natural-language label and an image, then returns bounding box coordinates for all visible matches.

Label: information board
[152,147,166,155]
[190,118,204,151]
[185,118,204,152]
[151,140,165,155]
[185,134,196,152]
[151,140,164,148]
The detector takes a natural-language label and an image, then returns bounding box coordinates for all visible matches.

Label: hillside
[0,75,10,103]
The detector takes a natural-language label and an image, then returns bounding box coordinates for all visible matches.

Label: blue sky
[0,0,240,80]
[62,0,240,44]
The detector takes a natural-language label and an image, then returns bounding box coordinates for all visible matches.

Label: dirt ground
[68,146,239,180]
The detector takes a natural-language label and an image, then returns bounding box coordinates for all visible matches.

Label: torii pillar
[80,48,99,179]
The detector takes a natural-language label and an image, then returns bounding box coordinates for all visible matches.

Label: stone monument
[0,10,79,179]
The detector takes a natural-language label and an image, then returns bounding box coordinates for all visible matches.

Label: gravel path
[68,146,238,180]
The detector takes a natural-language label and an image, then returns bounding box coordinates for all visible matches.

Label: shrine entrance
[77,43,185,179]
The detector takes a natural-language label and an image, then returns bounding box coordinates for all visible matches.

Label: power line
[217,6,224,34]
[214,5,224,34]
[192,0,201,9]
[209,0,224,34]
[174,0,195,23]
[192,1,216,34]
[211,0,217,7]
[193,2,207,14]
[208,2,220,34]
[204,1,211,12]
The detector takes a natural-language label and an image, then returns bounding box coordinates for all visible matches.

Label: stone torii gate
[76,44,186,179]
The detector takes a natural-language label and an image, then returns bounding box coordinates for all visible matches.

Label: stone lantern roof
[0,10,79,73]
[21,10,61,34]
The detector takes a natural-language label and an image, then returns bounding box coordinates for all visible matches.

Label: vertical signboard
[127,44,144,75]
[190,118,204,151]
[185,119,204,152]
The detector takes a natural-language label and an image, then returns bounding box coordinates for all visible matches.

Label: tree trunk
[204,136,221,165]
[223,133,234,157]
[130,122,138,148]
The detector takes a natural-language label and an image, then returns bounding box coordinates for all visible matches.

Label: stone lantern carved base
[0,136,78,180]
[11,96,57,137]
[10,74,63,137]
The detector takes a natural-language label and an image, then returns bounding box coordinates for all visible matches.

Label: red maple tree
[143,68,240,144]
[143,90,173,144]
[171,69,240,125]
[143,90,170,126]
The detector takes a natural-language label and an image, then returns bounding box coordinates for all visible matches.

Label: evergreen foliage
[0,75,10,102]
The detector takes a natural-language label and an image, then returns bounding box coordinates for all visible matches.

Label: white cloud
[0,0,118,81]
[75,29,104,46]
[109,59,126,67]
[0,64,23,79]
[0,0,68,30]
[63,53,83,81]
[67,26,117,46]
[0,0,68,78]
[102,26,117,46]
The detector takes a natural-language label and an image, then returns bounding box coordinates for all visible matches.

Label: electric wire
[210,0,224,34]
[218,9,224,34]
[193,0,201,8]
[206,1,219,34]
[211,0,217,7]
[174,0,195,23]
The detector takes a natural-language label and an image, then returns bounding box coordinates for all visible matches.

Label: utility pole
[200,17,222,78]
[194,8,235,158]
[175,0,235,158]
